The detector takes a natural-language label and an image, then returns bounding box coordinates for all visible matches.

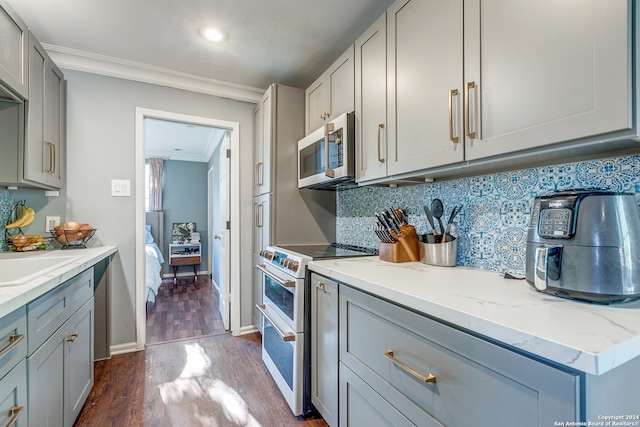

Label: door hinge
[226,221,230,230]
[226,149,231,158]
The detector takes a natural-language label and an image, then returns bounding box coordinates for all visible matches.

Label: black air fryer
[525,190,640,303]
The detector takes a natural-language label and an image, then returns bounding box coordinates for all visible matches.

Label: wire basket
[50,228,97,249]
[5,234,54,252]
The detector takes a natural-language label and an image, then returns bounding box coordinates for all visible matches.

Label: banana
[4,206,35,229]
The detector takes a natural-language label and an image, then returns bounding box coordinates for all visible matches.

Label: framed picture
[172,222,195,243]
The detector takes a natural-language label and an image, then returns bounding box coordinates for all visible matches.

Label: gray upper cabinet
[355,14,387,183]
[305,46,355,135]
[253,87,272,197]
[25,32,65,189]
[386,0,465,177]
[464,0,631,160]
[0,0,28,100]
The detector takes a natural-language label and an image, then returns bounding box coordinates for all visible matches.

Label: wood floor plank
[74,333,328,427]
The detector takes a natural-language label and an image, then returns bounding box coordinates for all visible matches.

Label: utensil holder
[420,239,458,267]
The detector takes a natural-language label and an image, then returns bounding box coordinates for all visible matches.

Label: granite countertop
[308,257,640,376]
[0,245,117,318]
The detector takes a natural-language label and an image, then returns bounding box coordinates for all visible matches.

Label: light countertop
[0,245,117,318]
[308,257,640,376]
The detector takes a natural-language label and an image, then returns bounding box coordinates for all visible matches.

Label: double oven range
[256,243,376,417]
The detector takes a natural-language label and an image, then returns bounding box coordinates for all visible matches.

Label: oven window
[264,275,295,321]
[264,318,294,389]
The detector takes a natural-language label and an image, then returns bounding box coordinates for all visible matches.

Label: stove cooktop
[274,243,378,260]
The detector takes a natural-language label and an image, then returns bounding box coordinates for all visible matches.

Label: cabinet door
[355,14,388,183]
[464,0,631,160]
[0,359,27,427]
[387,0,464,176]
[0,0,28,100]
[254,86,273,196]
[65,298,94,427]
[252,253,263,333]
[45,61,64,188]
[24,36,48,185]
[253,193,271,252]
[311,274,339,427]
[305,75,326,135]
[326,46,355,122]
[28,325,65,427]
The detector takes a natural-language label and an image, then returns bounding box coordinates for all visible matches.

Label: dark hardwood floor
[74,276,328,426]
[146,276,227,344]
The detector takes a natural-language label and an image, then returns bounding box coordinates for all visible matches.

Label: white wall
[63,69,256,347]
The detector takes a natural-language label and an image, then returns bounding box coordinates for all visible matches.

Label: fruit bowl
[5,234,54,252]
[50,228,97,249]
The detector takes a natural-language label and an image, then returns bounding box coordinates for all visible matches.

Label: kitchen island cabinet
[309,257,640,423]
[305,46,354,136]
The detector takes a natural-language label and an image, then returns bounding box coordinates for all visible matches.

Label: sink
[0,256,77,286]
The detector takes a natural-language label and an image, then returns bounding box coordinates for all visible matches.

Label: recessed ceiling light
[201,27,226,42]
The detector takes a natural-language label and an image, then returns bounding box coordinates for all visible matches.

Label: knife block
[379,242,413,263]
[379,225,420,263]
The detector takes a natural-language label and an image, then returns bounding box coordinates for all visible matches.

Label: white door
[215,134,231,330]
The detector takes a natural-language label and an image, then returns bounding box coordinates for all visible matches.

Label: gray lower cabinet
[27,268,94,427]
[0,306,28,427]
[310,273,339,427]
[338,283,579,426]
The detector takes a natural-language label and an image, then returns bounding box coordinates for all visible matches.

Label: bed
[146,212,165,304]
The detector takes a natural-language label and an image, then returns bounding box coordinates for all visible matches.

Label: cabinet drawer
[27,268,94,354]
[0,306,27,381]
[339,362,416,427]
[170,256,200,266]
[339,285,579,426]
[0,358,27,427]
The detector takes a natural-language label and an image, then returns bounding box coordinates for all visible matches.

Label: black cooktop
[275,243,378,260]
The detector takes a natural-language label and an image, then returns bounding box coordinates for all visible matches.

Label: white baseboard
[236,325,259,336]
[110,342,139,355]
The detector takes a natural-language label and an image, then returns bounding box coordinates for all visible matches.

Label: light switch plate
[111,179,131,197]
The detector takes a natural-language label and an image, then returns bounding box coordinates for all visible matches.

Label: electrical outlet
[45,216,60,232]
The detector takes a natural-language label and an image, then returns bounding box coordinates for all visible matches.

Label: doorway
[135,107,241,350]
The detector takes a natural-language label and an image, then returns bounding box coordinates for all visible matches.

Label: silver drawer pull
[0,334,24,358]
[384,349,436,383]
[255,304,296,342]
[5,406,24,427]
[255,264,296,288]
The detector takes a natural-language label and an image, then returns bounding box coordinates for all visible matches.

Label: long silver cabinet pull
[255,304,296,342]
[448,89,459,143]
[5,406,24,427]
[377,123,385,163]
[0,333,24,358]
[255,264,296,288]
[465,82,477,139]
[384,349,436,383]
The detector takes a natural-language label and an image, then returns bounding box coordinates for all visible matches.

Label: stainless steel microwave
[297,112,355,190]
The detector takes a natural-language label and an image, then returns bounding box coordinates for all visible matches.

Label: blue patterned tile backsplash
[337,154,640,276]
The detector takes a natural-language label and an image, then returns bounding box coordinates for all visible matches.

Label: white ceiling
[9,0,394,91]
[9,0,394,161]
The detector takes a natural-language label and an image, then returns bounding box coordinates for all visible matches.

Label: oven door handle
[256,264,296,288]
[256,304,296,342]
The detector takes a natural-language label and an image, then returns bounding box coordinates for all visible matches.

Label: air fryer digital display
[538,208,572,238]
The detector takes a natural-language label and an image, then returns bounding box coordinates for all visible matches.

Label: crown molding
[43,44,264,104]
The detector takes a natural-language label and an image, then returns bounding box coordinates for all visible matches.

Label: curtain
[148,158,164,212]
